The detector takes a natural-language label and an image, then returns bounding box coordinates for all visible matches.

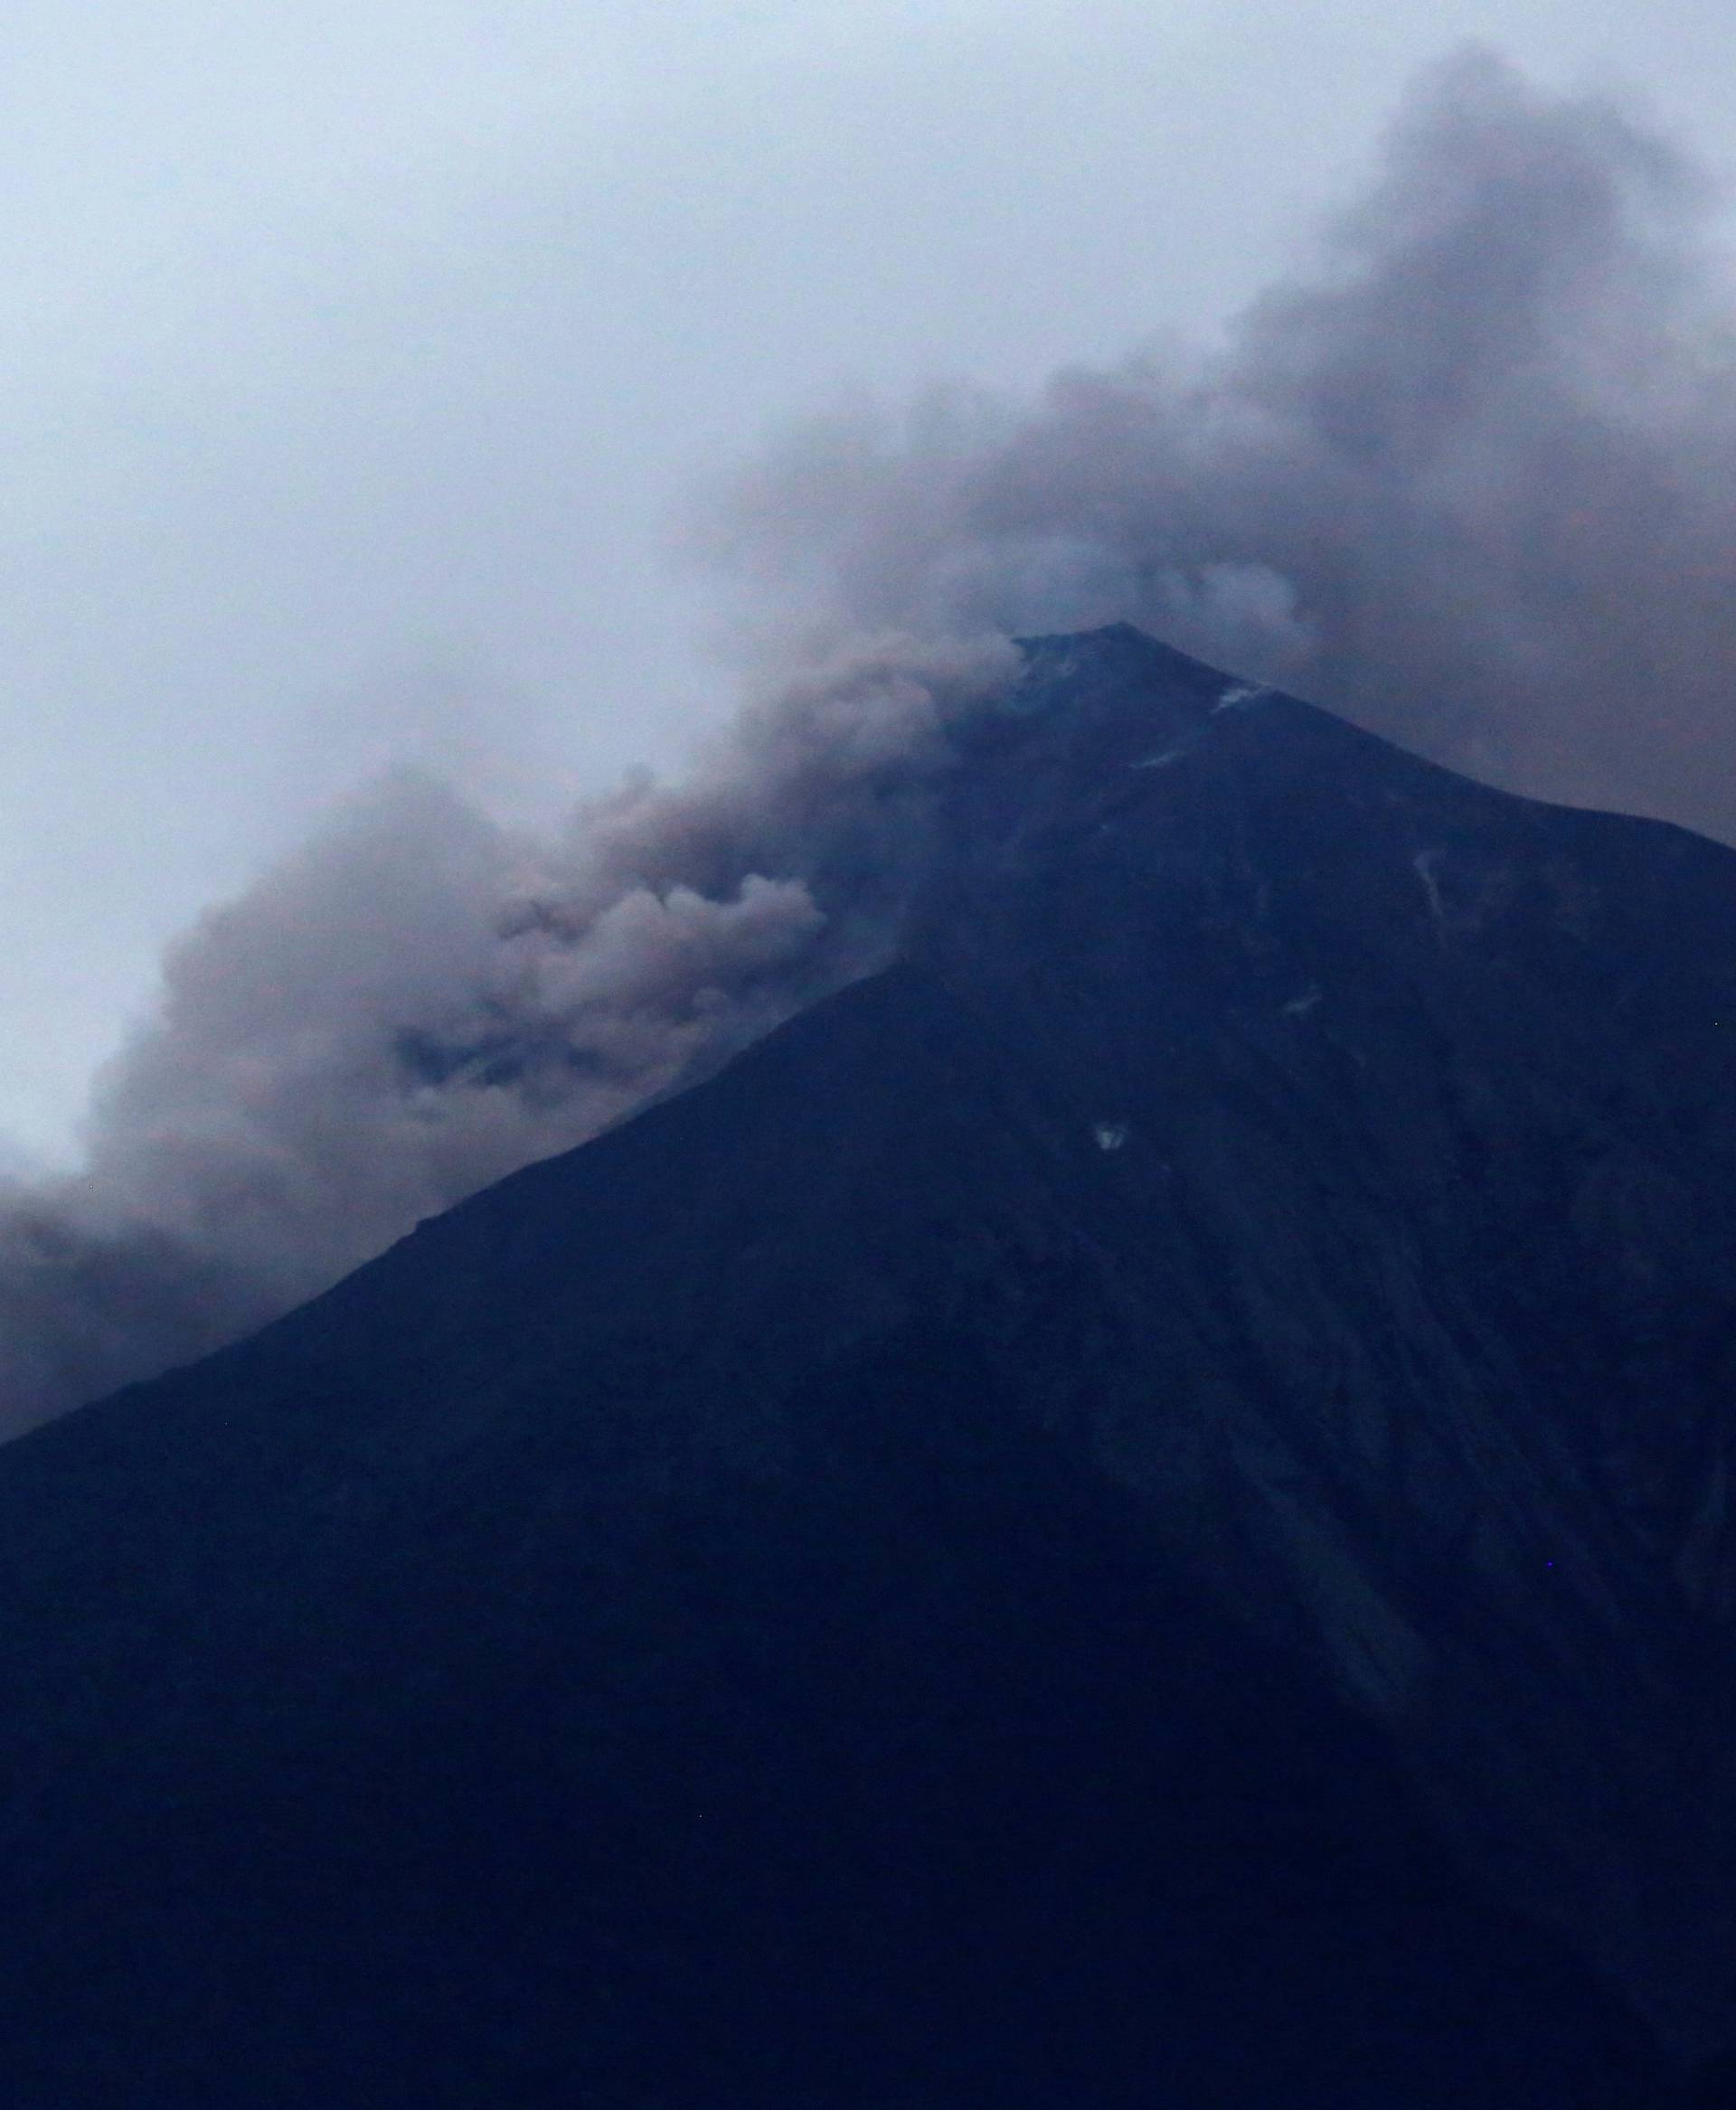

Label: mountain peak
[994,618,1266,749]
[1015,616,1241,685]
[0,626,1732,2102]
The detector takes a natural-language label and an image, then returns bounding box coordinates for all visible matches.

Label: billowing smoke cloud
[6,44,1736,1429]
[709,45,1736,833]
[0,635,1014,1425]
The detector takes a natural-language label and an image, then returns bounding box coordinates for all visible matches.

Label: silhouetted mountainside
[0,625,1731,2105]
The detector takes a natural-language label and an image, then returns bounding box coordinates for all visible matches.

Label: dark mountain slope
[0,625,1731,2103]
[910,630,1736,2045]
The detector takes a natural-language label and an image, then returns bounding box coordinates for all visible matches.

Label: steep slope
[911,627,1736,2049]
[0,625,1731,2104]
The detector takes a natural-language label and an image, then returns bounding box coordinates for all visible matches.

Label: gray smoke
[5,44,1736,1429]
[0,635,1014,1427]
[710,45,1736,833]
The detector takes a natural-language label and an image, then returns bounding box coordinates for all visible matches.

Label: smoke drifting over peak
[6,46,1736,1429]
[713,46,1736,833]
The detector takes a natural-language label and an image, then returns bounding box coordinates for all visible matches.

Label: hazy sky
[5,0,1735,1163]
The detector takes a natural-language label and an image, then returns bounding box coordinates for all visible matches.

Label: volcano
[0,625,1731,2105]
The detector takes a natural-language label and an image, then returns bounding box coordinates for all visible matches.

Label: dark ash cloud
[5,46,1736,1429]
[710,46,1736,834]
[0,637,1013,1426]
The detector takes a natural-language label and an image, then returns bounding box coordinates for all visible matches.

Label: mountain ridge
[0,623,1731,2103]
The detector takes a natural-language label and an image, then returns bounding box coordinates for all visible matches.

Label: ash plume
[0,636,1014,1427]
[6,44,1736,1429]
[711,45,1736,836]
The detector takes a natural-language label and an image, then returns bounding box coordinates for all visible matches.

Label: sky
[5,0,1736,1166]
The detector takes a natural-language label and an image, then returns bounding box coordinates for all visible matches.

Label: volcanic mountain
[0,624,1731,2105]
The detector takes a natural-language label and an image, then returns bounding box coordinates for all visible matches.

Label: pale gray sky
[4,0,1733,1161]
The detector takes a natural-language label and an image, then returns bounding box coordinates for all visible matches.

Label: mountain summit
[0,625,1731,2105]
